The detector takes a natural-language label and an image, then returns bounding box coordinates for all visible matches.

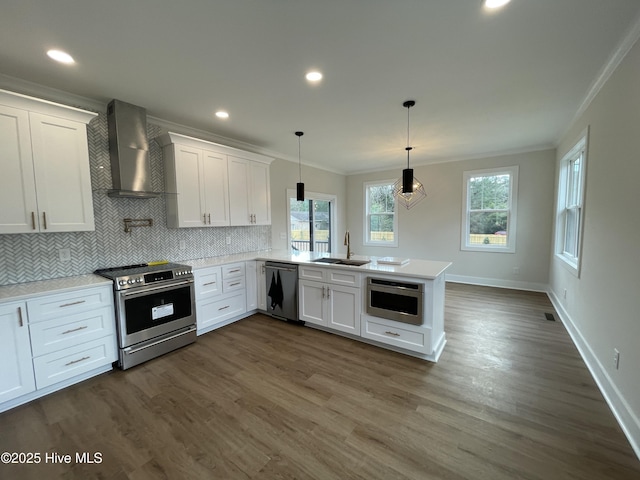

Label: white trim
[286,189,337,254]
[562,12,640,144]
[554,127,589,277]
[363,179,399,248]
[461,165,519,253]
[445,274,548,293]
[548,289,640,461]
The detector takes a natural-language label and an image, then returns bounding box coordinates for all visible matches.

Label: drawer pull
[384,331,400,337]
[59,300,86,308]
[65,356,90,366]
[43,211,47,230]
[62,325,88,335]
[228,269,241,273]
[229,282,241,287]
[18,306,24,327]
[31,211,36,230]
[218,305,230,311]
[203,281,217,286]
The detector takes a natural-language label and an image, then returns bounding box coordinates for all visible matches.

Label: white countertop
[184,250,452,280]
[0,274,113,304]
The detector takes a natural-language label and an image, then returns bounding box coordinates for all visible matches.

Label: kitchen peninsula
[186,251,452,362]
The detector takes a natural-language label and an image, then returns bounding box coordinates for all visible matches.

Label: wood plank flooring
[1,283,638,479]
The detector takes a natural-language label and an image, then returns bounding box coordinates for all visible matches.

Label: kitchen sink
[312,257,371,266]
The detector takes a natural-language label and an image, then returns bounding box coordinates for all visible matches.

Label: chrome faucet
[344,230,351,259]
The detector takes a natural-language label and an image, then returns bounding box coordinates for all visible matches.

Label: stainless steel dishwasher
[265,262,300,322]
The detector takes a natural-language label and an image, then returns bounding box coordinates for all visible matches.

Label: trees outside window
[462,166,518,252]
[365,180,397,247]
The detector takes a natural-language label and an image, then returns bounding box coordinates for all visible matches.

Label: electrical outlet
[563,288,567,299]
[58,248,71,262]
[613,349,620,370]
[226,236,232,245]
[179,240,186,250]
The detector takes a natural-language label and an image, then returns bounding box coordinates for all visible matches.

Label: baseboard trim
[548,290,640,461]
[445,274,548,292]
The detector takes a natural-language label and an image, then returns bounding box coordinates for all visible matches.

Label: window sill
[555,253,581,278]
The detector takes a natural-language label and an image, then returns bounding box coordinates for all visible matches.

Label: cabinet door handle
[385,331,400,337]
[203,213,207,224]
[62,325,88,335]
[322,286,326,299]
[31,211,36,230]
[59,300,86,308]
[18,306,24,327]
[65,356,90,367]
[42,212,47,229]
[207,213,211,224]
[327,287,330,299]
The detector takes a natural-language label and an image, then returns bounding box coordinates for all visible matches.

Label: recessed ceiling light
[46,49,75,64]
[215,110,229,119]
[305,71,323,82]
[483,0,511,9]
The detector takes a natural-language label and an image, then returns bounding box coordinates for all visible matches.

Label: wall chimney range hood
[106,99,161,198]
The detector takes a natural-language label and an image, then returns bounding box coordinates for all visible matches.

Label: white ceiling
[1,1,640,174]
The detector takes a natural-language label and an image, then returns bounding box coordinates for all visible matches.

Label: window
[287,190,336,254]
[461,166,518,252]
[364,180,397,247]
[555,130,588,276]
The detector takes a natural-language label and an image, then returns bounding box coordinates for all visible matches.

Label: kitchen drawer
[223,275,245,294]
[33,336,117,389]
[222,262,245,279]
[196,292,246,332]
[27,286,113,323]
[361,314,432,355]
[299,265,326,282]
[328,269,361,287]
[29,305,116,356]
[195,266,222,299]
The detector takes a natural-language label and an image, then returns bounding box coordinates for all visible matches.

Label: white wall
[549,37,640,455]
[269,159,347,251]
[346,149,556,290]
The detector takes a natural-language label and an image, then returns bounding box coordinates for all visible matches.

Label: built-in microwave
[366,277,424,325]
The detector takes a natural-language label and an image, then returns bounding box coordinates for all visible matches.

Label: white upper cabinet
[162,139,230,228]
[228,155,271,226]
[0,90,97,234]
[159,132,272,228]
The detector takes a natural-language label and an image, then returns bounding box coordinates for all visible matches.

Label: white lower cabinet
[299,274,361,335]
[0,283,117,412]
[0,302,36,404]
[195,262,247,335]
[361,314,432,355]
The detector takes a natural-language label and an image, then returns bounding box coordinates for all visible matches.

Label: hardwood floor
[1,283,638,479]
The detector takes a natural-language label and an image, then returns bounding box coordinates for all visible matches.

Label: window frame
[286,189,337,254]
[555,128,588,277]
[364,180,398,247]
[461,165,519,253]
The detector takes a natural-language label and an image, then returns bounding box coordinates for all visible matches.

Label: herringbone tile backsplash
[0,113,271,285]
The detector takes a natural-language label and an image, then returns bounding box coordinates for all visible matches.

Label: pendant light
[393,100,426,209]
[295,131,305,201]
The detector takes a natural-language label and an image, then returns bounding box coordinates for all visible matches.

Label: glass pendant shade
[394,100,426,209]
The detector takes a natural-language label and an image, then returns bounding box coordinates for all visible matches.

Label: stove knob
[119,280,126,286]
[127,279,134,284]
[136,278,143,283]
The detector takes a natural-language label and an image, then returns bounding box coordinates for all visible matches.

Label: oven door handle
[120,279,194,298]
[123,326,196,354]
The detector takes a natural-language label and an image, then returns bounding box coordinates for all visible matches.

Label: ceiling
[1,1,639,175]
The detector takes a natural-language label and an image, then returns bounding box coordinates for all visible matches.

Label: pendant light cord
[298,135,302,182]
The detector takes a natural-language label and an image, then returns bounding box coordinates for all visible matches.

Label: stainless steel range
[95,263,196,369]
